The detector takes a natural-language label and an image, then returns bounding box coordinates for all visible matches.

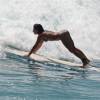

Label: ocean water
[0,0,100,100]
[0,51,100,100]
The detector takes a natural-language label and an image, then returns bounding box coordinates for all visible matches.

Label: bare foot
[82,59,90,67]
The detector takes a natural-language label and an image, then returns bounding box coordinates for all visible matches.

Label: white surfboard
[6,48,82,67]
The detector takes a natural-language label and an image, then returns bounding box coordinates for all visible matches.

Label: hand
[23,53,30,58]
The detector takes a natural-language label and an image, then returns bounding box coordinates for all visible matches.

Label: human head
[33,24,44,34]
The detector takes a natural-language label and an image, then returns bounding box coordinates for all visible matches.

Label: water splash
[0,0,100,59]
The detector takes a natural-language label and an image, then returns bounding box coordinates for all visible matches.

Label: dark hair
[33,24,44,34]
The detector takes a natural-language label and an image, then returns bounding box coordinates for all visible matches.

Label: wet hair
[33,24,44,34]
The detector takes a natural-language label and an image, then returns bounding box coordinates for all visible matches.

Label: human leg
[61,32,90,66]
[70,47,90,66]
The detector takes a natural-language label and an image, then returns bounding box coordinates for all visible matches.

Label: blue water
[0,50,99,100]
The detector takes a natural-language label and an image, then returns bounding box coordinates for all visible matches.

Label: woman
[27,24,90,67]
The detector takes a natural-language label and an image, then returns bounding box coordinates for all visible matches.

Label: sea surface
[0,0,100,99]
[0,49,100,100]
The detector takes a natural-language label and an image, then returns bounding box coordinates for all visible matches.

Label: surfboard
[6,48,83,67]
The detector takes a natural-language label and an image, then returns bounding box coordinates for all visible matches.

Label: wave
[0,0,100,59]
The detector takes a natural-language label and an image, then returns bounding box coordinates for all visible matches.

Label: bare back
[39,30,75,50]
[39,30,69,42]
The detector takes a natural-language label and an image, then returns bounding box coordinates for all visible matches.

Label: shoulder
[37,34,46,41]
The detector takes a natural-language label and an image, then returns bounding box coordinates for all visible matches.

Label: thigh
[61,32,75,49]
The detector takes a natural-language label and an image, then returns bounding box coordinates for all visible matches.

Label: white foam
[0,0,100,59]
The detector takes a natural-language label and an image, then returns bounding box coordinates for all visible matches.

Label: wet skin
[28,30,90,67]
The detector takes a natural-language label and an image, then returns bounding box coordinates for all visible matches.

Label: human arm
[27,35,44,57]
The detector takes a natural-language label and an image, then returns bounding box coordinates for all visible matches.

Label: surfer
[27,24,90,67]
